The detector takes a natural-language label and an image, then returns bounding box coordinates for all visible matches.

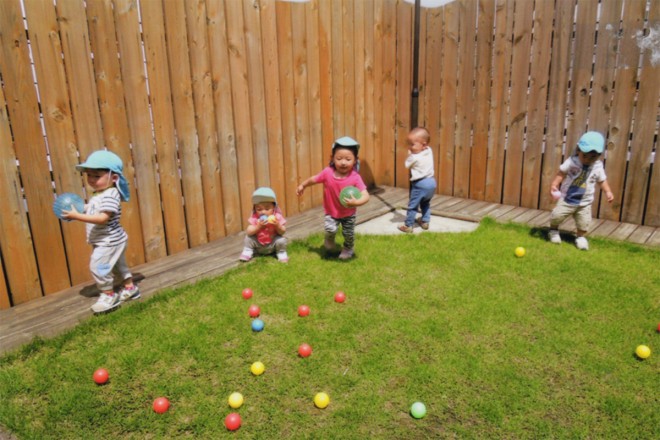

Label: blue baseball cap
[577,131,605,154]
[76,150,130,201]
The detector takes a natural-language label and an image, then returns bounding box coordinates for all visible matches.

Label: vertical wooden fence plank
[438,1,459,195]
[520,0,554,209]
[599,0,645,221]
[644,1,660,226]
[331,0,345,135]
[114,0,167,260]
[140,0,189,254]
[306,0,325,204]
[470,0,494,202]
[424,6,443,189]
[453,0,477,199]
[0,80,42,304]
[275,1,300,216]
[163,0,208,248]
[362,0,376,187]
[291,3,312,212]
[484,0,513,203]
[501,0,533,206]
[343,0,356,138]
[622,1,660,225]
[353,0,366,161]
[416,7,428,128]
[225,1,258,224]
[0,0,70,296]
[0,255,8,309]
[565,0,599,155]
[378,0,396,186]
[86,0,146,265]
[539,0,576,210]
[24,0,90,286]
[207,0,241,234]
[395,1,412,188]
[259,0,287,210]
[317,0,334,172]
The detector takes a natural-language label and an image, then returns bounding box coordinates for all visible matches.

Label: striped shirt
[86,187,128,246]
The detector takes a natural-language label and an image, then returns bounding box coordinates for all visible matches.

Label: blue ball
[251,319,265,332]
[53,193,84,221]
[259,215,268,222]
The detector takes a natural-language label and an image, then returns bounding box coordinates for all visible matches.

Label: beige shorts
[550,200,592,232]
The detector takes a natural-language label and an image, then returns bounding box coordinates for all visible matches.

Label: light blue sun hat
[252,187,277,205]
[577,131,605,154]
[76,150,130,201]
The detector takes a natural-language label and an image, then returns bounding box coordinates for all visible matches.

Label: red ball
[248,304,260,318]
[334,291,346,303]
[242,288,253,299]
[153,397,170,414]
[225,412,241,431]
[298,305,310,317]
[657,322,660,333]
[298,343,313,358]
[93,368,109,385]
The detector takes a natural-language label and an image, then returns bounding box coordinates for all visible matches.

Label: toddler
[548,131,614,250]
[63,150,139,314]
[399,127,436,233]
[239,187,288,263]
[296,136,370,260]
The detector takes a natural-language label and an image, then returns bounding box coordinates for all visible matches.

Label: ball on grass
[298,305,310,317]
[298,343,313,358]
[514,247,526,257]
[635,345,651,359]
[251,361,265,376]
[93,368,109,385]
[242,288,253,299]
[334,291,346,303]
[224,412,241,431]
[248,304,260,318]
[251,319,265,332]
[228,392,244,409]
[410,401,427,419]
[314,392,330,409]
[153,397,170,414]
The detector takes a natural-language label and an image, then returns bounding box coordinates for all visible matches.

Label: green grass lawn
[1,218,658,439]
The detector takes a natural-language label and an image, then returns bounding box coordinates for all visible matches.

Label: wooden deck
[1,185,659,355]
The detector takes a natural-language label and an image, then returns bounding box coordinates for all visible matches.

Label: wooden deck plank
[2,185,658,355]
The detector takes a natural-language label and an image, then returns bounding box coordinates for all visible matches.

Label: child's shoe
[324,238,337,251]
[277,251,289,263]
[239,248,253,262]
[398,224,413,233]
[338,248,354,260]
[415,218,429,230]
[548,229,561,244]
[575,237,589,251]
[91,293,120,314]
[119,284,141,302]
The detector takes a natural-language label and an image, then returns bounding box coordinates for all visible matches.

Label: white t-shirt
[559,156,607,206]
[405,147,434,181]
[86,187,128,246]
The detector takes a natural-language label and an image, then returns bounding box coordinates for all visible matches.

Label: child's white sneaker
[548,229,561,244]
[277,251,289,263]
[91,293,120,314]
[119,284,141,302]
[575,237,589,251]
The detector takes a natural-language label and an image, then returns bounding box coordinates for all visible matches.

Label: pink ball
[298,343,312,358]
[248,304,260,318]
[298,305,310,317]
[334,291,346,303]
[242,288,253,299]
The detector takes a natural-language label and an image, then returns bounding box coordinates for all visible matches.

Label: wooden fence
[0,0,658,309]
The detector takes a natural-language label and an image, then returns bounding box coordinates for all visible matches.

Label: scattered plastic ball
[635,344,651,359]
[298,343,313,358]
[410,401,427,419]
[153,397,170,414]
[53,193,84,221]
[224,412,241,431]
[248,304,260,318]
[334,291,346,303]
[314,392,330,409]
[242,288,253,299]
[259,214,268,222]
[93,368,109,385]
[298,305,310,317]
[339,186,362,207]
[251,361,265,376]
[514,247,526,258]
[267,215,277,224]
[251,319,265,332]
[228,392,244,409]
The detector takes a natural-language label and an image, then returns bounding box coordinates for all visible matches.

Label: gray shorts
[90,242,131,291]
[550,200,592,232]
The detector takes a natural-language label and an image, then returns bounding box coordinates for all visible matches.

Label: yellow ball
[314,392,330,409]
[228,392,244,409]
[250,361,265,376]
[514,247,526,257]
[267,215,277,224]
[635,345,651,359]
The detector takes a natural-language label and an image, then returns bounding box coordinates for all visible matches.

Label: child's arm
[296,176,317,196]
[549,171,566,195]
[62,206,110,225]
[600,180,614,203]
[343,190,370,208]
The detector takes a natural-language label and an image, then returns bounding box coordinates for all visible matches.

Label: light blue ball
[259,215,268,222]
[251,319,265,332]
[53,193,84,221]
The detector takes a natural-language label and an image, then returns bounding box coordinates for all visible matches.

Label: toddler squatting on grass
[548,131,614,251]
[239,187,289,263]
[297,136,370,260]
[62,150,140,314]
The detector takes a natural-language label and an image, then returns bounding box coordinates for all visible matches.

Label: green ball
[339,186,362,207]
[410,401,427,419]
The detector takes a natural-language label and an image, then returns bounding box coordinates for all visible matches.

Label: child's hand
[342,194,359,207]
[62,205,80,221]
[296,184,305,196]
[605,191,614,203]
